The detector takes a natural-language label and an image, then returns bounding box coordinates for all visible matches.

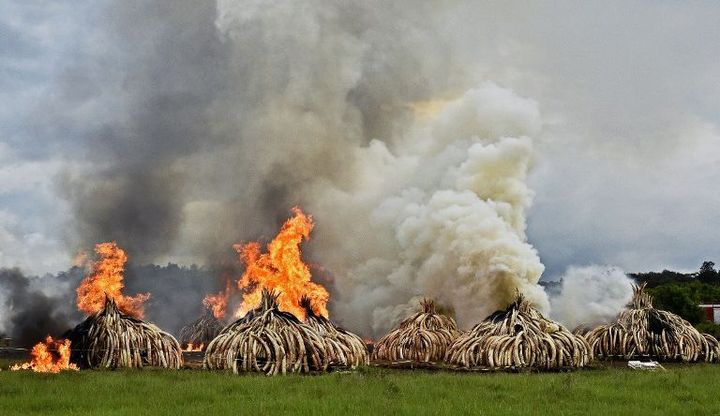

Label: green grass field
[1,363,718,415]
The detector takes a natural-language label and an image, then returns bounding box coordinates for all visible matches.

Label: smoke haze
[0,268,81,347]
[0,264,218,344]
[550,266,634,330]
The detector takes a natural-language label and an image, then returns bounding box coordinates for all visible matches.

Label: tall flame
[11,336,79,373]
[76,242,149,319]
[236,207,329,321]
[203,278,232,319]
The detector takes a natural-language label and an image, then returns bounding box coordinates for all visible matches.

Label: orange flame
[235,207,329,321]
[76,242,149,319]
[183,343,205,352]
[203,278,232,319]
[11,336,79,373]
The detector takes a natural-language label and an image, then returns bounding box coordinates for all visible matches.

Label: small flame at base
[11,336,79,373]
[183,343,205,352]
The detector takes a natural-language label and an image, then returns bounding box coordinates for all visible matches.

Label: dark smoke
[0,264,222,345]
[123,263,222,334]
[58,0,228,263]
[55,0,466,266]
[0,268,82,347]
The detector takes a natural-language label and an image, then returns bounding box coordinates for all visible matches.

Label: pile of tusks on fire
[13,282,720,375]
[9,210,720,375]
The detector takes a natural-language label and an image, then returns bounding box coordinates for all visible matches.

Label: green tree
[697,261,720,284]
[649,284,705,324]
[698,261,719,284]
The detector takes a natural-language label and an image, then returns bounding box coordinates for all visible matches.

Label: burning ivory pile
[204,290,367,375]
[301,297,369,368]
[65,297,183,369]
[446,294,592,370]
[372,298,459,364]
[203,207,368,375]
[584,284,720,362]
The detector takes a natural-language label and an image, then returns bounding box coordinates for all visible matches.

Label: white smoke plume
[310,85,549,335]
[550,265,634,330]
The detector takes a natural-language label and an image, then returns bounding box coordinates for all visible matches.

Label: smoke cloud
[0,0,622,339]
[0,264,218,344]
[122,264,220,335]
[549,265,634,330]
[314,85,548,334]
[41,0,551,336]
[4,2,720,343]
[54,1,227,263]
[0,268,82,347]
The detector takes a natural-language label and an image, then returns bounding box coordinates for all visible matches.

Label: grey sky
[1,1,719,279]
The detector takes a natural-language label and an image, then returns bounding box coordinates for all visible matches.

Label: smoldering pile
[203,290,329,375]
[178,308,224,350]
[446,293,591,370]
[585,284,720,362]
[372,299,459,364]
[65,297,183,369]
